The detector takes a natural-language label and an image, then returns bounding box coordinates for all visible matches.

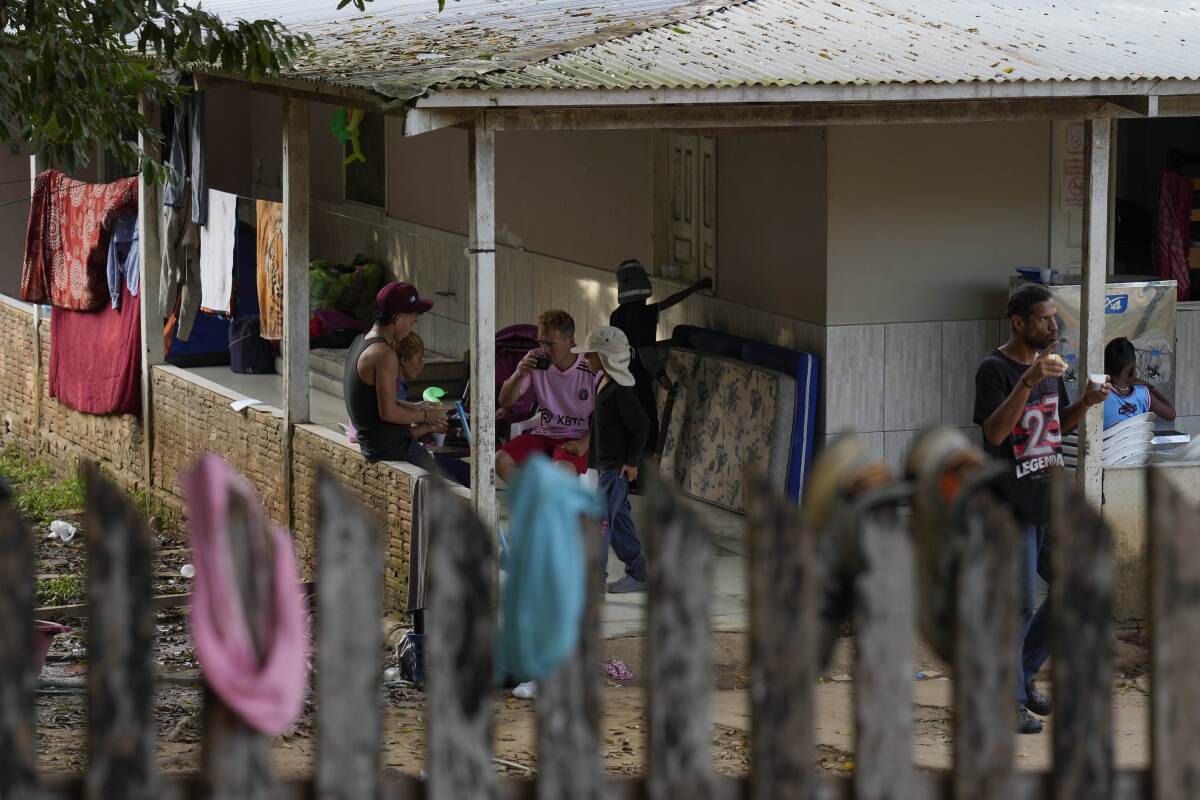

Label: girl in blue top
[1102,337,1175,429]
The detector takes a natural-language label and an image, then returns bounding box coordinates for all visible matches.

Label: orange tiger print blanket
[256,199,284,340]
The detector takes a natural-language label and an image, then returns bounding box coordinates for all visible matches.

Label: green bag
[308,257,383,321]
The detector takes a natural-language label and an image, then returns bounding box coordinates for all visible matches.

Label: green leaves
[1,0,321,180]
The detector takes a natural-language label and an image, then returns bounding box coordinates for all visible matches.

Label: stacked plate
[1102,414,1155,467]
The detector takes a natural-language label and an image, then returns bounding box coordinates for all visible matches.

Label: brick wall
[291,425,421,611]
[150,367,287,522]
[0,301,427,614]
[0,301,36,442]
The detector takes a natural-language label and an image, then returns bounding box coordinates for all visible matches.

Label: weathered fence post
[1050,469,1114,799]
[952,492,1018,799]
[0,479,36,798]
[645,476,713,800]
[1147,469,1200,798]
[746,473,816,800]
[536,518,603,800]
[427,479,496,800]
[853,495,916,800]
[83,464,156,800]
[317,470,382,800]
[200,491,279,800]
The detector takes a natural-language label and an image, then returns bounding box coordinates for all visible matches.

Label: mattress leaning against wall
[657,346,795,514]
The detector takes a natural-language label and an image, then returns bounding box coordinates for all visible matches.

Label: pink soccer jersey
[518,352,599,439]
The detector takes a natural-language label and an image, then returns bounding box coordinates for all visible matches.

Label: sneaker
[1017,704,1044,734]
[1024,682,1052,716]
[606,574,647,594]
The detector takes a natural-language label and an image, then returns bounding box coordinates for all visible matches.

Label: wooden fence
[0,447,1197,799]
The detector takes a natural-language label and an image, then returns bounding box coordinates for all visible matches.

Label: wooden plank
[1050,470,1114,799]
[316,470,383,800]
[853,499,916,800]
[137,95,164,492]
[645,476,713,800]
[1077,118,1111,506]
[536,518,603,800]
[1148,469,1200,798]
[0,481,36,797]
[426,478,496,800]
[745,472,816,800]
[467,127,498,532]
[83,463,156,800]
[282,96,311,532]
[480,98,1125,132]
[953,492,1019,800]
[200,491,279,800]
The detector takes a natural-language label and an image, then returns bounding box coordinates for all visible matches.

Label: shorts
[500,433,588,475]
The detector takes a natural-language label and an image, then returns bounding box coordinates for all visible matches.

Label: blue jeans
[1018,523,1052,703]
[599,469,646,582]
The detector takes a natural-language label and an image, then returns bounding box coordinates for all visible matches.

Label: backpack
[229,316,275,374]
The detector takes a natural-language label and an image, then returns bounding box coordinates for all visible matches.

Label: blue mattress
[669,325,819,505]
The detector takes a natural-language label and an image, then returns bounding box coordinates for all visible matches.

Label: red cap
[376,282,433,316]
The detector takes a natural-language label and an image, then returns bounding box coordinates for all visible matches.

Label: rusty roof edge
[389,0,758,107]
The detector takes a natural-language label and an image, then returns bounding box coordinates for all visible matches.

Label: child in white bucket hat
[572,327,650,593]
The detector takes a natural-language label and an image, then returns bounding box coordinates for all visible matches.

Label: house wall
[821,122,1052,468]
[0,148,29,298]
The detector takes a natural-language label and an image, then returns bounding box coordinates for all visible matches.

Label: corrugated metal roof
[471,0,1200,92]
[199,0,743,100]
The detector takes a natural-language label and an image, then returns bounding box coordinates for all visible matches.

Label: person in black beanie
[608,259,710,468]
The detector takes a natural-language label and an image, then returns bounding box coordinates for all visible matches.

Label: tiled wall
[308,200,827,360]
[1176,306,1200,437]
[824,318,1014,473]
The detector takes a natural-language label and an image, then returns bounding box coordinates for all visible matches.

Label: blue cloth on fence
[496,454,602,685]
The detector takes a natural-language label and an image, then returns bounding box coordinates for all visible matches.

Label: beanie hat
[616,259,652,305]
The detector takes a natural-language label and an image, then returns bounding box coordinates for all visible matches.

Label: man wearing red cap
[344,282,448,467]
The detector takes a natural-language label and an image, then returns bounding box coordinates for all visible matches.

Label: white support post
[467,128,498,530]
[137,96,165,490]
[29,152,47,440]
[1077,119,1111,506]
[282,97,311,527]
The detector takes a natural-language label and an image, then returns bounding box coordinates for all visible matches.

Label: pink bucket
[34,620,71,672]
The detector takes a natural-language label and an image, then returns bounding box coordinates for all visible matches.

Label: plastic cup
[1089,373,1108,388]
[432,433,446,448]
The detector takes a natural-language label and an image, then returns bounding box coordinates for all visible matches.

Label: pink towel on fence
[182,453,308,735]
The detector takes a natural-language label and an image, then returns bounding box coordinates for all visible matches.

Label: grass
[37,574,85,607]
[0,445,84,528]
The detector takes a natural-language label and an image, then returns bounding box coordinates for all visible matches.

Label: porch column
[467,127,498,529]
[1077,119,1111,506]
[282,97,311,526]
[29,152,47,441]
[137,96,165,490]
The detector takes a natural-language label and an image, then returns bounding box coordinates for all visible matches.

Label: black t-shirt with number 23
[973,349,1071,526]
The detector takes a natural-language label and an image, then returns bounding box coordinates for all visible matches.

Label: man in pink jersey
[496,309,598,481]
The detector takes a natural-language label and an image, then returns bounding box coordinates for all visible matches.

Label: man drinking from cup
[496,309,597,482]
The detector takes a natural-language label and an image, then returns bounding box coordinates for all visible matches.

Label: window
[345,112,386,208]
[654,133,717,288]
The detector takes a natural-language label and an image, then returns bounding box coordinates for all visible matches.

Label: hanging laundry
[182,454,308,735]
[199,189,237,313]
[256,199,285,340]
[160,189,202,341]
[191,89,207,226]
[106,213,140,309]
[49,282,141,415]
[21,170,138,311]
[1154,170,1193,301]
[162,84,208,226]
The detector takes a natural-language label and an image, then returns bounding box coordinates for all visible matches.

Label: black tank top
[344,334,411,461]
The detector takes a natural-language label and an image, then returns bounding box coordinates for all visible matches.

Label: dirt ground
[34,616,1152,779]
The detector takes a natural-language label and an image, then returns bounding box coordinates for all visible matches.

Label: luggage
[229,315,275,374]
